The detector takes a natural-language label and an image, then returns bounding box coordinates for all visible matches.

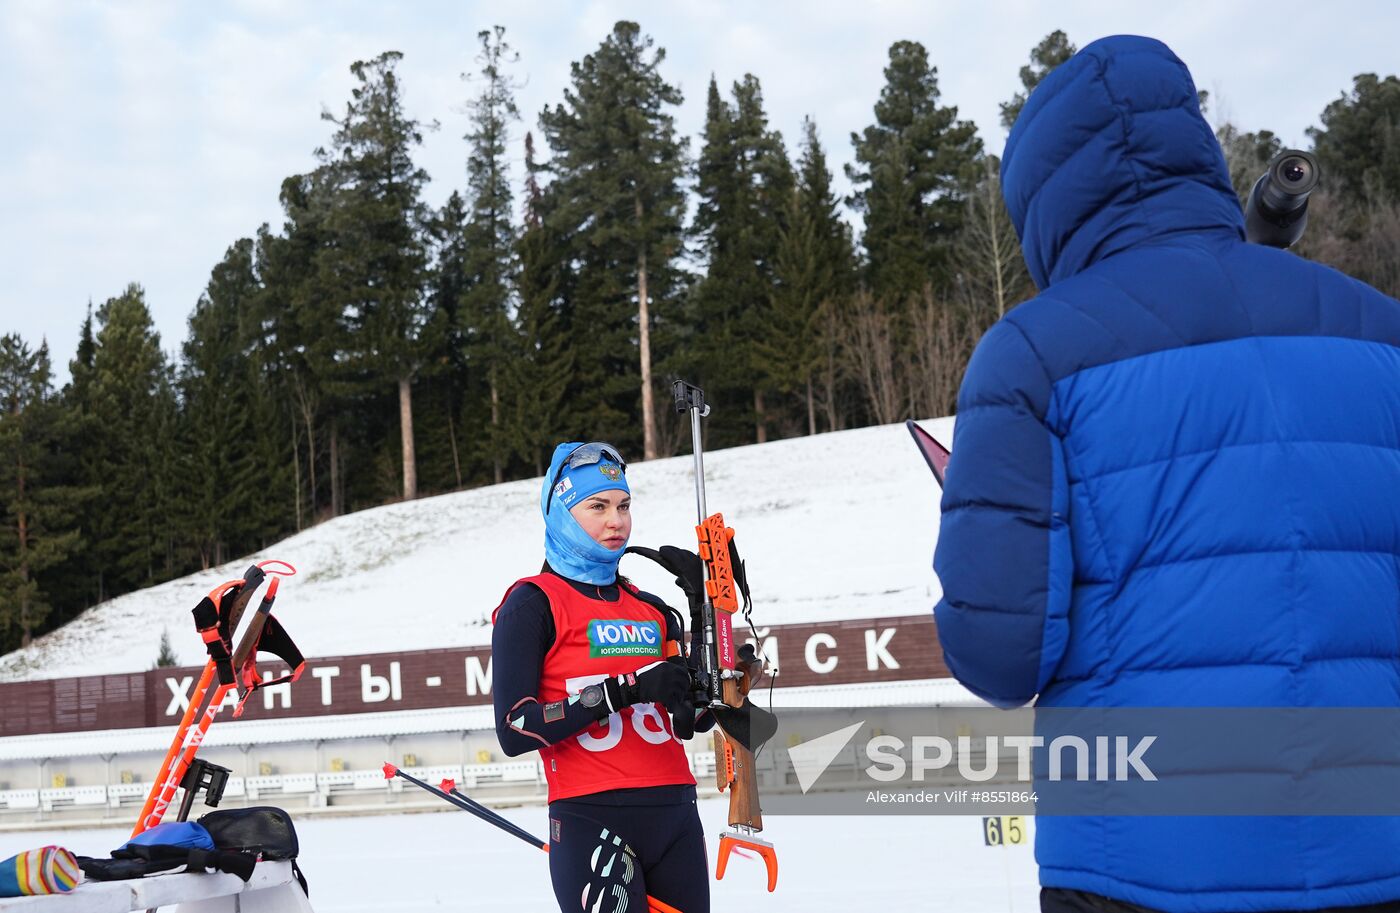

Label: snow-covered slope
[0,418,954,682]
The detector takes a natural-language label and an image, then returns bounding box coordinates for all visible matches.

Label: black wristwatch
[579,683,606,711]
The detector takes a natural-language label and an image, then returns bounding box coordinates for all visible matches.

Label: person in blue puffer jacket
[933,35,1400,913]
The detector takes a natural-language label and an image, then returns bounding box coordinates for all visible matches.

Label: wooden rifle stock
[714,646,766,830]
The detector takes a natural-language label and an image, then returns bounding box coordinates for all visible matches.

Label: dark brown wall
[0,614,948,738]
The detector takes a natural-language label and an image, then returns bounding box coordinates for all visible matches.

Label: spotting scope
[1244,149,1320,249]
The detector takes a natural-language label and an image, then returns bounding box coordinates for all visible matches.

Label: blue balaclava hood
[541,442,631,585]
[1001,35,1244,290]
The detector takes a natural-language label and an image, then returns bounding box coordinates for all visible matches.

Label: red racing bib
[493,573,695,802]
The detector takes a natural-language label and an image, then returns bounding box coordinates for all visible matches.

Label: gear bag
[199,806,308,895]
[78,822,255,883]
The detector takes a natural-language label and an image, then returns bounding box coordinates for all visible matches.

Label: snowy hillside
[0,419,954,682]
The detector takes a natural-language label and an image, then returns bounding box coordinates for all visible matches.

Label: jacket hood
[1001,35,1244,290]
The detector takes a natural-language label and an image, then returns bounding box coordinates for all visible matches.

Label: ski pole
[382,765,686,913]
[163,577,284,821]
[439,777,548,850]
[383,764,546,850]
[135,560,297,836]
[135,573,258,835]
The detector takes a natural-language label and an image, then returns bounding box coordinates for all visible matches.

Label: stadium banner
[0,614,948,738]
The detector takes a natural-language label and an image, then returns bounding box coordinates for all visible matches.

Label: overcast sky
[3,0,1396,384]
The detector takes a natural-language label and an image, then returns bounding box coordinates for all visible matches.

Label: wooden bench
[0,860,312,912]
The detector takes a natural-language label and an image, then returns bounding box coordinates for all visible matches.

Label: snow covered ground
[0,419,955,682]
[4,796,1038,911]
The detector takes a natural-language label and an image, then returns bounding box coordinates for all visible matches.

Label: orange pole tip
[382,763,398,780]
[440,778,456,793]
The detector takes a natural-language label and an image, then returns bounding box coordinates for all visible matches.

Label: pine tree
[1000,31,1077,130]
[760,117,855,436]
[81,285,174,596]
[538,21,688,460]
[691,74,794,444]
[154,627,178,668]
[254,172,340,523]
[180,239,264,568]
[68,306,97,410]
[316,51,438,502]
[0,336,86,650]
[48,306,102,612]
[849,41,984,301]
[420,191,472,490]
[505,132,576,475]
[460,27,521,484]
[1308,73,1400,205]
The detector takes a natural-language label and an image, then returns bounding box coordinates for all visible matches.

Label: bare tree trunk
[291,413,303,532]
[490,372,502,484]
[818,298,843,432]
[399,375,417,501]
[447,406,463,489]
[330,424,341,518]
[292,375,318,521]
[910,287,972,418]
[957,160,1029,320]
[636,194,658,460]
[17,446,30,647]
[754,389,768,444]
[806,375,816,436]
[847,291,902,425]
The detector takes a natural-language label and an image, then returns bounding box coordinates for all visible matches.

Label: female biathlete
[491,441,711,913]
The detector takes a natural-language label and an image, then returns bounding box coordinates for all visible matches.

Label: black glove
[667,657,698,740]
[712,698,778,753]
[601,660,693,715]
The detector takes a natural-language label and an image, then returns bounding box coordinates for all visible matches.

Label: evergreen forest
[4,25,1399,655]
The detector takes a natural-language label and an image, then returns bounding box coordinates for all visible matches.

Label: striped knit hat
[0,846,81,896]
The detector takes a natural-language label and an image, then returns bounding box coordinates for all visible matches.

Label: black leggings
[1042,888,1400,913]
[548,787,708,913]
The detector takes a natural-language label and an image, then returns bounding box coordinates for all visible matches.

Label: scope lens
[1281,158,1309,184]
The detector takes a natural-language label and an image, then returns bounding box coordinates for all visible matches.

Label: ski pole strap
[231,579,306,718]
[233,613,306,718]
[192,596,235,687]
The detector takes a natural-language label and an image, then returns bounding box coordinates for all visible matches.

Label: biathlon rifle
[673,379,778,892]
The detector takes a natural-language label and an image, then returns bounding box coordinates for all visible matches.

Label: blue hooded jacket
[933,36,1400,911]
